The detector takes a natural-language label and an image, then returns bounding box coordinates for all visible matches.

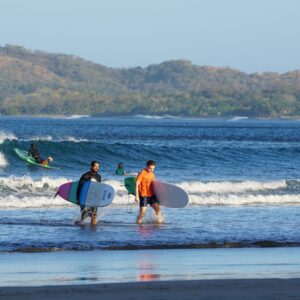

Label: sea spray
[0,152,7,167]
[0,131,17,144]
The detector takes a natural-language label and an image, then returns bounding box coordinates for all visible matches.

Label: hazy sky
[1,0,299,73]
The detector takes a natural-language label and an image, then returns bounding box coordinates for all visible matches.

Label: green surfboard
[124,176,136,195]
[14,148,57,169]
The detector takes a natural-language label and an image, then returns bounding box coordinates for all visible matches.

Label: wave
[65,115,91,119]
[25,135,89,142]
[0,176,126,208]
[178,180,287,194]
[8,135,89,143]
[133,114,180,119]
[188,194,300,205]
[0,176,71,208]
[1,176,300,208]
[178,179,300,205]
[227,116,249,122]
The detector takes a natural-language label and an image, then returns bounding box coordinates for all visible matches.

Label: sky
[0,0,299,73]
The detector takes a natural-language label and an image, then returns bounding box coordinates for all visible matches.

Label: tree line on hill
[0,44,299,117]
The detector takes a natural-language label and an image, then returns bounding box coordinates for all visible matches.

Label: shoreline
[1,114,300,120]
[1,279,300,300]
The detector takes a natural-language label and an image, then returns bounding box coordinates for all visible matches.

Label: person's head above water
[146,160,156,173]
[30,143,36,149]
[118,162,123,168]
[90,160,100,173]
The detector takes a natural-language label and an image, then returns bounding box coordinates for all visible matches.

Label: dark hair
[91,160,99,167]
[146,160,156,166]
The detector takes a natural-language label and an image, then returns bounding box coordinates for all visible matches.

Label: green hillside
[0,44,300,117]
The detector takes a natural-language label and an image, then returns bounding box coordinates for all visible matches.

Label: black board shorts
[139,195,159,207]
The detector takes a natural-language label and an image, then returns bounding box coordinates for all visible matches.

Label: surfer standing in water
[27,143,53,165]
[115,162,127,176]
[76,161,101,226]
[135,160,162,224]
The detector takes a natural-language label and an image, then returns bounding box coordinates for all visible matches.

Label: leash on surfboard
[39,203,50,224]
[39,191,57,224]
[126,193,133,214]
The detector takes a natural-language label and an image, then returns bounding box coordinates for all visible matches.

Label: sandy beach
[1,279,300,300]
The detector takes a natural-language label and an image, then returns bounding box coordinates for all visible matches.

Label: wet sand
[1,279,300,300]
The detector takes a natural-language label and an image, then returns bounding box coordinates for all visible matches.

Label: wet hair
[146,160,156,167]
[91,160,99,167]
[31,143,36,148]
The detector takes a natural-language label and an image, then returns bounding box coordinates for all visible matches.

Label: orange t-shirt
[136,169,155,197]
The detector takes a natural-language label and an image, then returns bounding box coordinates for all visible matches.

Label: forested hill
[0,44,300,117]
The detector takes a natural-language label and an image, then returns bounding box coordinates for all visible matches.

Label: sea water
[1,116,300,284]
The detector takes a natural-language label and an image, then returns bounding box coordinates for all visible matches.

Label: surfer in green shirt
[115,162,126,176]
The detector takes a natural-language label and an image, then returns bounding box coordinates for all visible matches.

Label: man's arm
[135,172,142,203]
[135,179,140,203]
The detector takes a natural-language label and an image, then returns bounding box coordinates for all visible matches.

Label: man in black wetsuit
[27,143,53,165]
[76,160,101,226]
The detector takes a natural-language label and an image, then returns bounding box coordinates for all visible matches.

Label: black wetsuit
[76,170,101,210]
[28,146,42,164]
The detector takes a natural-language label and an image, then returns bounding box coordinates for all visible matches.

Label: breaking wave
[1,175,299,208]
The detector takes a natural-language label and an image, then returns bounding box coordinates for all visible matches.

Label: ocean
[1,115,300,253]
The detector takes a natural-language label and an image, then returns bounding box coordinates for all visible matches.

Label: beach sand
[1,279,300,300]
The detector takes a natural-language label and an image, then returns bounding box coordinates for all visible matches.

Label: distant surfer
[27,143,53,166]
[135,160,162,224]
[76,160,101,226]
[115,162,127,176]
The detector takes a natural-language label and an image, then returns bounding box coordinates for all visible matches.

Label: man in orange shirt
[135,160,162,224]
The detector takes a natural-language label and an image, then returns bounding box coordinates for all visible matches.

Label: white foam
[63,136,89,143]
[227,116,249,122]
[107,192,300,206]
[0,152,7,167]
[65,115,90,119]
[29,135,53,141]
[178,180,287,194]
[19,135,88,143]
[0,175,70,191]
[0,195,71,208]
[133,114,179,119]
[188,194,300,205]
[0,131,17,144]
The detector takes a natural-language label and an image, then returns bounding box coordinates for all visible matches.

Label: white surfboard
[83,181,115,207]
[57,181,115,207]
[153,181,189,208]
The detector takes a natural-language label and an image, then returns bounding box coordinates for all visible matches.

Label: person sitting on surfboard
[135,160,162,224]
[76,160,101,226]
[27,143,53,166]
[115,162,127,176]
